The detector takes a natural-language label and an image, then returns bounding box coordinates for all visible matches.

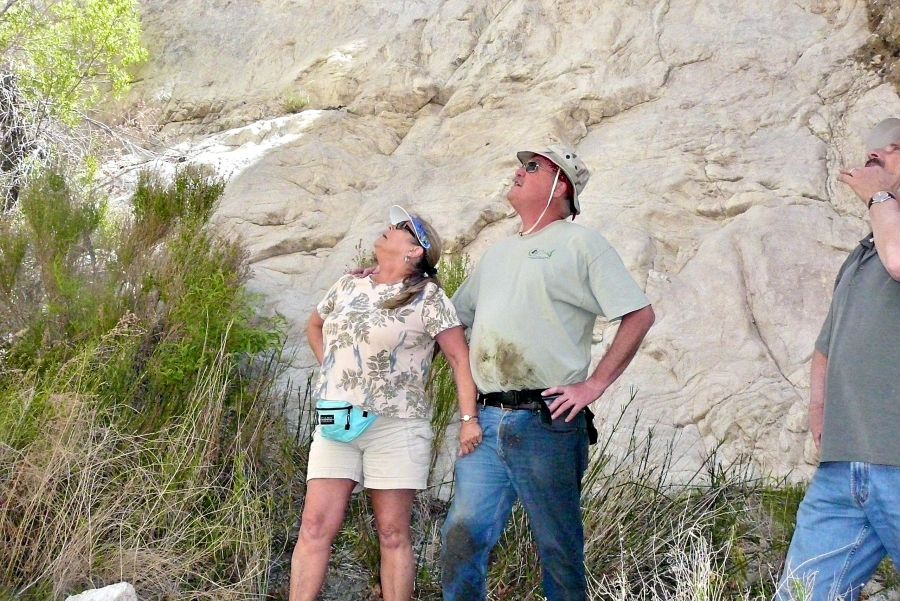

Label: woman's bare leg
[289,479,356,601]
[370,488,417,601]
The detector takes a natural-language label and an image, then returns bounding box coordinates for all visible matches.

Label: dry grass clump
[0,344,283,600]
[859,0,900,90]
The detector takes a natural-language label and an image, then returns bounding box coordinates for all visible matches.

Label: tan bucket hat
[516,143,591,215]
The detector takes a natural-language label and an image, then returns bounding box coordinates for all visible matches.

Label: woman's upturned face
[374,221,421,259]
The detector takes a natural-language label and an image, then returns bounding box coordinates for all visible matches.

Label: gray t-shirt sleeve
[585,247,650,320]
[451,271,479,328]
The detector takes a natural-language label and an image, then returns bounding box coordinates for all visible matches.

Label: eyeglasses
[523,160,558,174]
[390,220,432,250]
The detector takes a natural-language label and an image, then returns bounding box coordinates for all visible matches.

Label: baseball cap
[516,144,591,215]
[865,118,900,151]
[389,205,432,250]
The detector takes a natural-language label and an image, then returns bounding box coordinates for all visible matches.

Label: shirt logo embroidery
[528,248,555,259]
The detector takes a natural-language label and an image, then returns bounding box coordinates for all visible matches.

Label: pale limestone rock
[65,583,137,601]
[114,0,900,479]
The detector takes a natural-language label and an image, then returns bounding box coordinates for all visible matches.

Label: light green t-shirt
[316,275,461,418]
[453,220,650,393]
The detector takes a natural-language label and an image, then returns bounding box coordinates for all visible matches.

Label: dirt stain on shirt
[476,337,539,389]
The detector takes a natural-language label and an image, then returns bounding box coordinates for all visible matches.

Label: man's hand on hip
[542,381,607,422]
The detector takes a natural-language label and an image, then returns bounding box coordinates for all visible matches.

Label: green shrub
[2,168,116,371]
[281,94,308,115]
[0,165,299,599]
[142,224,283,419]
[131,166,225,243]
[0,218,27,295]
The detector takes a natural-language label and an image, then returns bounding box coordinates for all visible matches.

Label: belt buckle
[510,390,525,407]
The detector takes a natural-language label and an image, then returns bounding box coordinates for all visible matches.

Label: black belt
[479,389,548,411]
[478,389,600,446]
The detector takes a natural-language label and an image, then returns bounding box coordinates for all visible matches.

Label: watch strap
[868,191,896,209]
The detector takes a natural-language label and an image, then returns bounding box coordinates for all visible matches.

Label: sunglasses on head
[523,160,558,174]
[390,219,432,250]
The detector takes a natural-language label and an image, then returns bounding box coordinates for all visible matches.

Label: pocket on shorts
[405,421,434,465]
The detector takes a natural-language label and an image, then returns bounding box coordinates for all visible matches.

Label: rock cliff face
[117,0,900,478]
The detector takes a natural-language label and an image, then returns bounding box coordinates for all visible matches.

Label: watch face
[872,191,896,204]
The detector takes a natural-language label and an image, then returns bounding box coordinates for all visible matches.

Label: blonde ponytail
[379,258,443,310]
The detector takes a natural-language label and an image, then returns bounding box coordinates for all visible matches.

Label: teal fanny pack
[315,400,377,443]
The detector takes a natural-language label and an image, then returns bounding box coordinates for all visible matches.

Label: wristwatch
[868,191,896,208]
[461,414,478,422]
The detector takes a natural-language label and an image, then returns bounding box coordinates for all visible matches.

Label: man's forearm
[809,349,828,450]
[587,304,655,392]
[870,197,900,280]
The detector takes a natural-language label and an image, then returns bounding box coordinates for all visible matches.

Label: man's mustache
[865,157,884,168]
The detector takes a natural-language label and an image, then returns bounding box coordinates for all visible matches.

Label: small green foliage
[760,484,805,544]
[437,253,469,298]
[146,224,284,412]
[19,170,103,266]
[4,168,113,368]
[281,94,309,114]
[0,218,26,294]
[350,238,377,270]
[877,558,900,593]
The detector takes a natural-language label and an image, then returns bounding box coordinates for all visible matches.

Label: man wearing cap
[776,119,900,601]
[440,144,655,601]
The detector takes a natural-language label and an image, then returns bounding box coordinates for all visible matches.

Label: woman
[289,205,481,601]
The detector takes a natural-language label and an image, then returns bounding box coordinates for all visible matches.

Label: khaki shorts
[307,415,433,490]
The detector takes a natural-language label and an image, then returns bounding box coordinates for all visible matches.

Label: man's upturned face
[866,141,900,176]
[507,155,560,211]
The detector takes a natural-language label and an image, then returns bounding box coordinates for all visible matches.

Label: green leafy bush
[0,165,297,599]
[131,166,225,243]
[0,0,148,125]
[281,94,308,115]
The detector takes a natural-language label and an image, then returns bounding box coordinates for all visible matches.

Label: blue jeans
[776,462,900,601]
[441,405,590,601]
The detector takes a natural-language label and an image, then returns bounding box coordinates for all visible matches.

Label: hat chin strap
[519,169,560,236]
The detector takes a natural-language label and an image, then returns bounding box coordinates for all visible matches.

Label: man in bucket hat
[441,143,655,601]
[776,119,900,601]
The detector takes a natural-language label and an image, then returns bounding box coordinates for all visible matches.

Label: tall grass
[0,165,298,600]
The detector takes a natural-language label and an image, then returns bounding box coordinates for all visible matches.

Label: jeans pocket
[538,412,582,434]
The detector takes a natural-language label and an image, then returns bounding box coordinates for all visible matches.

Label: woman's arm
[435,326,482,456]
[307,311,325,365]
